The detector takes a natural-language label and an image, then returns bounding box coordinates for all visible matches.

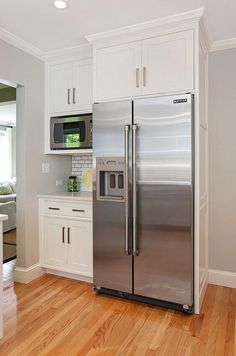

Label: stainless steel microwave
[50,114,92,150]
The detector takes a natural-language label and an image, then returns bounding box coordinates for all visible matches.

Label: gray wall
[0,39,71,268]
[209,48,236,272]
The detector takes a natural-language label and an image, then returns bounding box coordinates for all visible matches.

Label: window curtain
[0,126,12,181]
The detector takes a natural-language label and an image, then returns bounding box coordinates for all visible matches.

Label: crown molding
[0,26,44,60]
[199,12,211,52]
[86,8,205,46]
[0,25,92,62]
[44,43,92,61]
[210,37,236,52]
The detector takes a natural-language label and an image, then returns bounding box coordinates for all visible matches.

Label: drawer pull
[48,207,60,211]
[72,209,85,213]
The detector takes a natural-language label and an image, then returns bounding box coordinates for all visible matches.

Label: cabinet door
[67,220,93,276]
[142,30,194,95]
[42,217,67,267]
[72,59,93,112]
[96,42,141,101]
[50,62,72,114]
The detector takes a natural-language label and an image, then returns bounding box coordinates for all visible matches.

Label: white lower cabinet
[67,219,93,275]
[43,217,68,268]
[39,197,93,281]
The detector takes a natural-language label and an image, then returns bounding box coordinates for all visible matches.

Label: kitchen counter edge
[37,192,92,202]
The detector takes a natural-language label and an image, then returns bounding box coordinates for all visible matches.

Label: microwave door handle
[50,122,55,149]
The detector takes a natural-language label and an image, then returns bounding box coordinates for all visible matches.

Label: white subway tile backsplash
[72,154,92,179]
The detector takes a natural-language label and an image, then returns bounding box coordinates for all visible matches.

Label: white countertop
[0,214,8,222]
[37,191,92,201]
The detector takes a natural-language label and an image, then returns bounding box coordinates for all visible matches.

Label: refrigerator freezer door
[93,101,133,293]
[133,94,193,306]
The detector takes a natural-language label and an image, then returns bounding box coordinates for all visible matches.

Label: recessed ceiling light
[53,0,68,9]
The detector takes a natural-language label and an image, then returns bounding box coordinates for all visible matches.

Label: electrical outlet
[42,162,50,174]
[56,179,63,187]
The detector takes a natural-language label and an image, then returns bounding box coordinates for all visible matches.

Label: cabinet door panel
[96,42,141,101]
[42,217,67,267]
[50,63,72,114]
[72,59,93,112]
[142,30,194,95]
[67,220,93,275]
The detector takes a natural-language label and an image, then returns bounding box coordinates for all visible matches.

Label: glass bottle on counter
[68,176,79,192]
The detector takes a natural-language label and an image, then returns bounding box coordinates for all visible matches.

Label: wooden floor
[0,275,235,355]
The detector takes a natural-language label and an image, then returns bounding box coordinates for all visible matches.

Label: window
[0,126,12,181]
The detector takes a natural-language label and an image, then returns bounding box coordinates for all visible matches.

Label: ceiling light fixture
[53,0,68,9]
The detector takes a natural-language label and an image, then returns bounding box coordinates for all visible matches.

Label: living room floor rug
[3,243,16,263]
[3,229,16,245]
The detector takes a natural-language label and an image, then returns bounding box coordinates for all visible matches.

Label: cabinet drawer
[43,200,92,218]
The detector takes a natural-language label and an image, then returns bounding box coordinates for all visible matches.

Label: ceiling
[0,0,235,54]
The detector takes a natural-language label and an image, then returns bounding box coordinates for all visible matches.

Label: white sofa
[0,181,16,232]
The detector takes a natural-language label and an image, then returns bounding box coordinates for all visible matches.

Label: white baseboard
[45,268,93,284]
[14,263,44,284]
[208,269,236,288]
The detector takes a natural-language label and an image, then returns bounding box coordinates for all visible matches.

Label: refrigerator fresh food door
[133,94,193,307]
[93,100,133,293]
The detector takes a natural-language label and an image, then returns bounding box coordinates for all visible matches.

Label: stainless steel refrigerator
[93,94,194,313]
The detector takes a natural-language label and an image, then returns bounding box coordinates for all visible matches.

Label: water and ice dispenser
[96,157,125,201]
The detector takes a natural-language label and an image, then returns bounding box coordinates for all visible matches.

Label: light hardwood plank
[0,274,235,355]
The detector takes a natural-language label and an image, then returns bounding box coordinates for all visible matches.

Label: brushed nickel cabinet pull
[68,227,71,244]
[67,88,71,104]
[73,88,76,104]
[62,227,65,243]
[72,209,85,213]
[136,68,140,88]
[48,207,60,211]
[143,66,147,87]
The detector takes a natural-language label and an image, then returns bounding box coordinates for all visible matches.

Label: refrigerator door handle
[132,124,139,256]
[124,124,131,255]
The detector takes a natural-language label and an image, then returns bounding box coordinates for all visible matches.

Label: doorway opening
[0,82,17,289]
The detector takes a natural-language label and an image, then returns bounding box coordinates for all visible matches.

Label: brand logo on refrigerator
[173,99,188,104]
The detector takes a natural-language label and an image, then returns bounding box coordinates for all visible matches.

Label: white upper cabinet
[72,59,93,112]
[50,63,72,114]
[49,59,92,115]
[96,42,142,101]
[91,30,194,102]
[141,30,194,95]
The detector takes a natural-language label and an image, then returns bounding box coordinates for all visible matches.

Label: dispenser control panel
[96,157,125,202]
